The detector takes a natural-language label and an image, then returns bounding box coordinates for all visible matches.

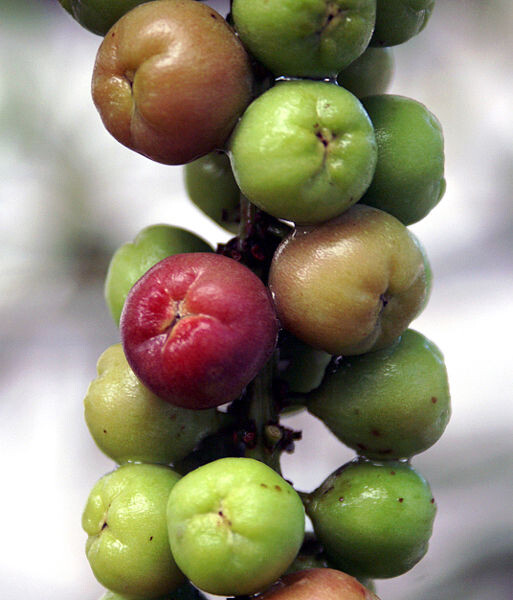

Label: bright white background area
[1,1,512,599]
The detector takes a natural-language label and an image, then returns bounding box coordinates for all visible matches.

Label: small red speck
[431,498,435,503]
[338,497,344,502]
[431,397,438,403]
[398,498,404,503]
[390,471,396,475]
[243,431,255,444]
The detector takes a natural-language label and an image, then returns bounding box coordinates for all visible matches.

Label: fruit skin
[371,0,435,47]
[229,80,377,225]
[255,568,379,599]
[337,47,394,99]
[167,457,305,596]
[306,460,436,579]
[277,333,332,415]
[268,204,428,356]
[105,224,212,326]
[307,329,451,459]
[278,333,332,396]
[84,343,226,465]
[360,94,445,225]
[184,152,240,234]
[232,0,376,79]
[82,463,184,597]
[92,0,253,165]
[58,0,149,36]
[120,253,279,409]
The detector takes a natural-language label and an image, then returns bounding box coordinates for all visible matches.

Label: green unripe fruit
[167,457,305,596]
[337,47,394,98]
[307,329,450,459]
[58,0,150,36]
[232,0,377,79]
[360,94,446,225]
[414,233,433,311]
[105,224,212,325]
[229,80,377,225]
[184,151,240,234]
[84,344,224,465]
[279,333,332,396]
[83,464,184,597]
[306,460,436,579]
[371,0,435,47]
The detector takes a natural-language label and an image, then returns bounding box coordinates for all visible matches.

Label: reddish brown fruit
[120,253,279,409]
[92,0,253,164]
[256,568,379,600]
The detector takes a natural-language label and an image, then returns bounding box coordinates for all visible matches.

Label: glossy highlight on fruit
[120,253,279,409]
[167,457,305,596]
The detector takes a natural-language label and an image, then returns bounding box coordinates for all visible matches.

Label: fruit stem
[244,356,282,474]
[238,193,256,245]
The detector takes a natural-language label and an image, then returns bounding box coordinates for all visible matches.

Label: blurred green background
[1,1,512,599]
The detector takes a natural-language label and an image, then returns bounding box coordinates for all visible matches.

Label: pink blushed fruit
[120,253,279,409]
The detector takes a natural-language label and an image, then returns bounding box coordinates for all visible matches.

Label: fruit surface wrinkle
[319,2,345,35]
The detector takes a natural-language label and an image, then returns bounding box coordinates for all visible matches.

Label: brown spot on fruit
[275,485,282,492]
[398,497,404,503]
[431,396,438,403]
[149,536,153,541]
